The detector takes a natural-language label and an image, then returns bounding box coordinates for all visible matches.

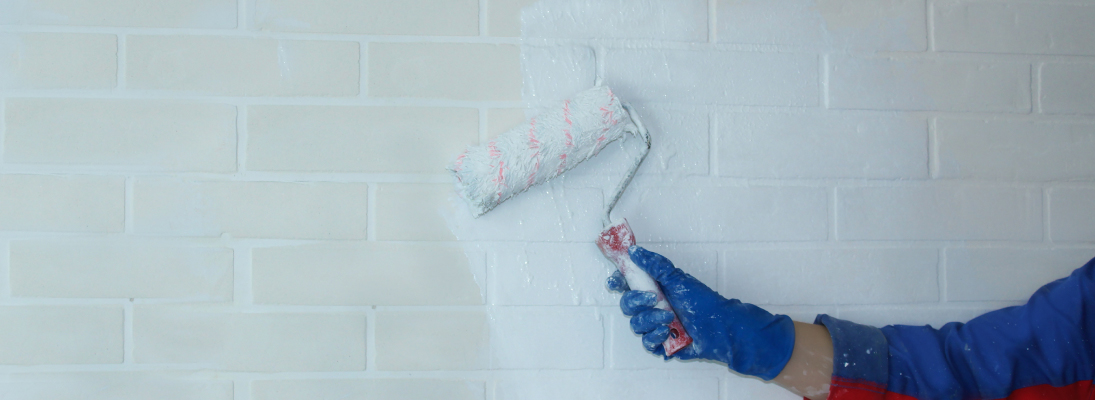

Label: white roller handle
[596,219,692,355]
[619,257,671,311]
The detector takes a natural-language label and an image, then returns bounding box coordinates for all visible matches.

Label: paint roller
[449,86,692,356]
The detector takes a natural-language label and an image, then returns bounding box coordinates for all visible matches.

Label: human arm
[773,322,834,400]
[614,247,1095,399]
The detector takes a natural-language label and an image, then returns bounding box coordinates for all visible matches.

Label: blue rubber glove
[606,246,796,381]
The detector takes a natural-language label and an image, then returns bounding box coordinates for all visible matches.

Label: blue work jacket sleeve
[815,256,1095,400]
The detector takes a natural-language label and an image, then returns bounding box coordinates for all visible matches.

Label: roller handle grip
[596,219,692,356]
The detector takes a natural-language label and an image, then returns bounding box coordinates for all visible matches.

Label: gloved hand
[606,246,796,380]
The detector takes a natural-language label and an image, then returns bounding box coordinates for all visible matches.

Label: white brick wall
[0,373,234,400]
[936,119,1095,180]
[251,243,482,305]
[132,179,368,239]
[719,112,928,179]
[133,306,366,371]
[605,50,819,106]
[490,307,604,369]
[375,310,490,370]
[0,306,123,365]
[127,36,360,96]
[1041,63,1095,115]
[828,56,1031,112]
[0,175,124,232]
[0,34,117,90]
[1,1,1093,399]
[252,379,484,400]
[720,249,940,305]
[253,0,480,36]
[247,106,478,173]
[495,377,721,400]
[0,0,238,28]
[6,99,237,171]
[934,2,1095,56]
[10,239,233,299]
[368,43,521,101]
[716,0,928,51]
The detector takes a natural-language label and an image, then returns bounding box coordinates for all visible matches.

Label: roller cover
[449,86,635,217]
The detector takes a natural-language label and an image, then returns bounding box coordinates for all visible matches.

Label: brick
[375,310,488,370]
[937,119,1095,180]
[838,306,1006,329]
[495,378,719,400]
[1041,63,1095,115]
[490,244,716,306]
[0,373,233,400]
[10,239,232,300]
[0,306,122,365]
[521,0,708,42]
[521,46,597,105]
[0,34,115,90]
[614,185,828,242]
[638,245,719,286]
[253,0,477,35]
[253,379,483,400]
[722,248,938,305]
[946,248,1095,302]
[133,307,365,371]
[369,43,520,101]
[488,108,527,139]
[0,0,235,28]
[247,106,476,173]
[490,307,602,369]
[838,185,1042,241]
[1049,188,1095,242]
[724,378,802,400]
[604,49,818,106]
[717,0,927,51]
[828,56,1030,112]
[127,36,358,96]
[252,243,482,306]
[609,313,724,370]
[633,105,710,176]
[489,243,619,306]
[935,2,1095,56]
[0,175,123,233]
[449,187,603,242]
[5,99,236,171]
[132,179,367,239]
[487,0,540,36]
[375,184,457,241]
[719,111,927,179]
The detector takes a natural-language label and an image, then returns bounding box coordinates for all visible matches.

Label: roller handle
[596,219,692,356]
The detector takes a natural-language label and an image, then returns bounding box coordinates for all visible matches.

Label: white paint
[521,0,709,42]
[520,45,597,106]
[0,35,25,89]
[716,0,927,51]
[440,0,1095,397]
[489,306,605,370]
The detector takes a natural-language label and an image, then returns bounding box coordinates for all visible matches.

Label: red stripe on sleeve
[993,380,1095,400]
[814,379,1095,400]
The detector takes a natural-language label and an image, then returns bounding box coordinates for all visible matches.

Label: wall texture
[0,0,1093,399]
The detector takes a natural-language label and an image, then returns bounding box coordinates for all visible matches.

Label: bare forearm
[771,322,834,400]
